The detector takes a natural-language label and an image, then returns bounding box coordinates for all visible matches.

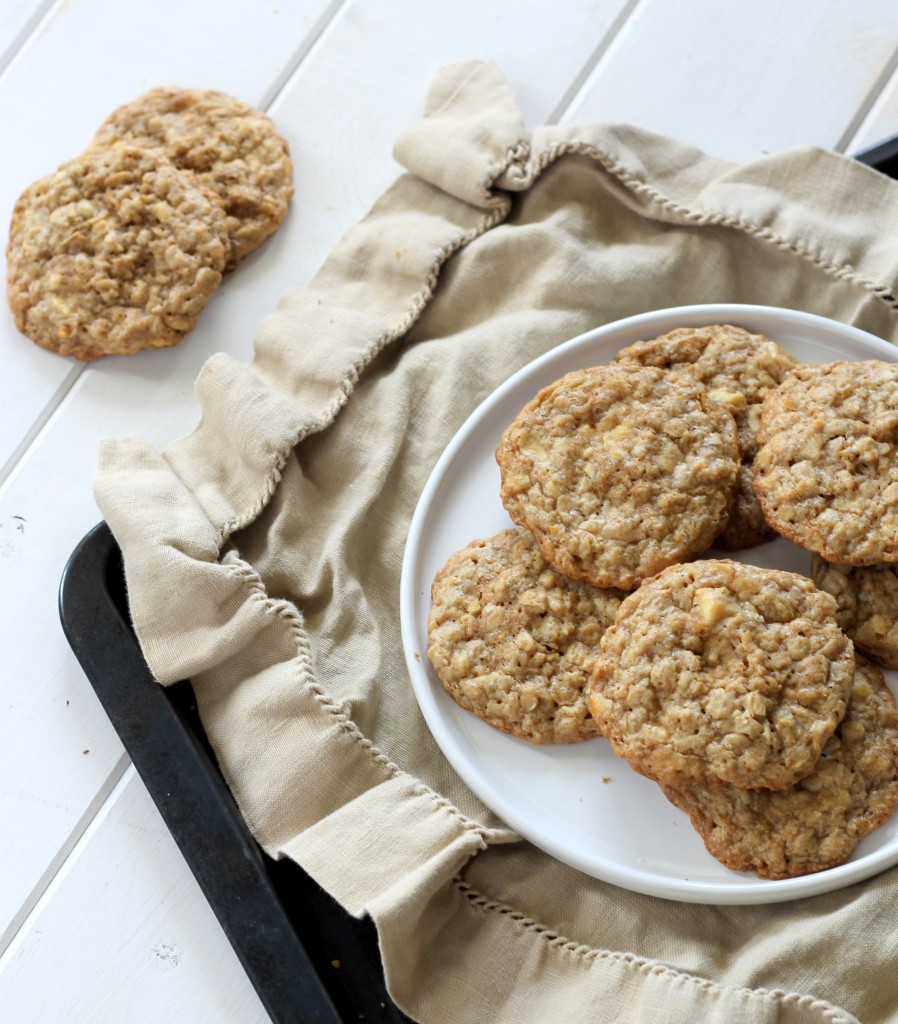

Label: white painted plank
[0,0,339,483]
[0,768,271,1024]
[0,0,633,989]
[564,0,898,160]
[0,0,53,72]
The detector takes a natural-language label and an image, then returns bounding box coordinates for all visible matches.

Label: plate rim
[399,302,898,905]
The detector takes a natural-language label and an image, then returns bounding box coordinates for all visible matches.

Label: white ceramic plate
[399,303,898,904]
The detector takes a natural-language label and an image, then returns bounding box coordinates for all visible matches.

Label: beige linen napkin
[95,60,898,1024]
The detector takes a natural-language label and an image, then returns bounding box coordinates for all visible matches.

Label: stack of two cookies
[591,559,898,879]
[7,87,293,360]
[427,325,898,878]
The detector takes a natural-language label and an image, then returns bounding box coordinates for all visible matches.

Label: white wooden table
[1,3,898,1020]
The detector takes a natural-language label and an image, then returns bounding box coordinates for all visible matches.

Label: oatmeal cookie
[753,361,898,564]
[812,555,898,670]
[614,323,797,551]
[589,560,855,791]
[427,528,625,744]
[660,658,898,878]
[613,324,799,459]
[6,145,228,360]
[496,365,740,590]
[93,86,293,268]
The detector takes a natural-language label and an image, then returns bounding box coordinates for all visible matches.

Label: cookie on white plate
[428,528,625,744]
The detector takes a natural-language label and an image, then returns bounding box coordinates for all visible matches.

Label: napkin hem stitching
[216,200,511,544]
[532,140,898,313]
[455,879,855,1020]
[217,554,511,843]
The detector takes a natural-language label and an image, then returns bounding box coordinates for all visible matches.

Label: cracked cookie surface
[812,555,898,670]
[589,560,855,791]
[753,361,898,564]
[94,86,293,268]
[7,145,228,360]
[660,658,898,878]
[496,364,739,590]
[427,528,625,744]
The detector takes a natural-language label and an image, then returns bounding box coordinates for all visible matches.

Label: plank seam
[0,0,64,84]
[0,756,133,962]
[258,0,352,113]
[0,363,83,493]
[546,0,646,125]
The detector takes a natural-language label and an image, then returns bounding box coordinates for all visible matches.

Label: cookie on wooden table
[660,658,898,879]
[754,361,898,564]
[6,145,228,360]
[812,555,898,670]
[614,323,799,550]
[93,86,293,268]
[589,559,855,791]
[427,528,625,744]
[496,364,740,590]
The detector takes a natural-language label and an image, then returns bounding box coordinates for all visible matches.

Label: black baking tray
[60,521,412,1024]
[59,137,898,1024]
[854,132,898,177]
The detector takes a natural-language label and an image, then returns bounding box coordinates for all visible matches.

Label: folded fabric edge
[194,550,518,852]
[393,59,531,208]
[90,442,518,842]
[372,878,861,1024]
[516,132,898,313]
[278,773,506,919]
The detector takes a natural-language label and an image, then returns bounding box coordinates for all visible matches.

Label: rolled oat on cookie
[496,364,740,590]
[589,559,855,792]
[613,323,799,458]
[427,528,625,744]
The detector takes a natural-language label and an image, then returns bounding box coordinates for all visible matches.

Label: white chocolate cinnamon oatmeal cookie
[6,145,228,360]
[613,324,799,458]
[660,658,898,879]
[812,555,898,670]
[614,323,797,551]
[427,528,625,744]
[496,365,740,590]
[589,560,855,791]
[753,361,898,564]
[93,86,293,268]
